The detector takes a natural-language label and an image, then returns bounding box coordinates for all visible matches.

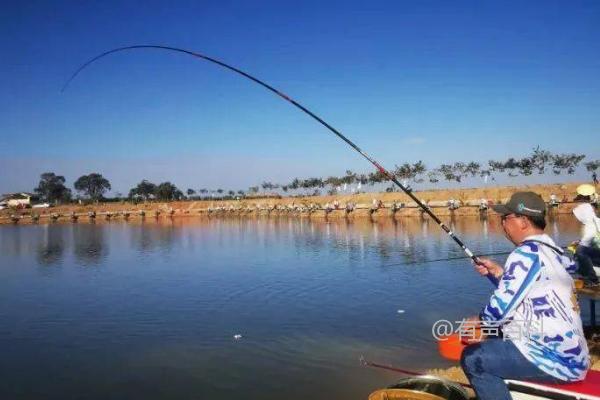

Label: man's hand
[474,257,503,279]
[463,315,481,328]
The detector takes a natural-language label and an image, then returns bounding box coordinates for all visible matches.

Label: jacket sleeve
[479,246,541,323]
[562,253,578,274]
[580,223,599,248]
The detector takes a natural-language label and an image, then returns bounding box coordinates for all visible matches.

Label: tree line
[32,173,187,204]
[29,147,599,204]
[33,172,111,204]
[257,148,598,196]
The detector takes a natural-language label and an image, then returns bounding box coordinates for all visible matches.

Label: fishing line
[63,45,486,270]
[380,249,514,268]
[379,243,569,268]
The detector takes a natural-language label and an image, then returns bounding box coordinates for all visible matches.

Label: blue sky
[1,0,599,194]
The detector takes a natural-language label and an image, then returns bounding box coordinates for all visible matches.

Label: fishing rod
[359,356,473,389]
[63,45,482,267]
[360,355,422,377]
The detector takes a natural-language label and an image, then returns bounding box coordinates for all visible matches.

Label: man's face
[501,213,525,244]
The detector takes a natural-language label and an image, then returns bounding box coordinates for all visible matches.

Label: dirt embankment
[0,182,592,225]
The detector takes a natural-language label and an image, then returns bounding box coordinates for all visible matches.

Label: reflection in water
[482,218,489,239]
[0,214,587,400]
[130,221,180,254]
[73,225,108,265]
[552,218,561,243]
[0,215,584,270]
[36,225,66,266]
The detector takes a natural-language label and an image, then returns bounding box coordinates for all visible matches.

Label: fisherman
[479,198,489,211]
[461,192,589,400]
[575,184,599,208]
[345,201,355,214]
[572,202,600,287]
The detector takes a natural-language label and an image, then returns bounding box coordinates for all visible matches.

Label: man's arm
[479,247,541,323]
[562,251,578,274]
[580,224,598,248]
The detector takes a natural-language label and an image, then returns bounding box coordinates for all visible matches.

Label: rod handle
[473,255,500,286]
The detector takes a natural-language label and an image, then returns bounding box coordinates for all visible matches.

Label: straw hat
[577,184,596,197]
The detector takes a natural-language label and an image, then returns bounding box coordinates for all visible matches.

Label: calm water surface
[0,215,585,399]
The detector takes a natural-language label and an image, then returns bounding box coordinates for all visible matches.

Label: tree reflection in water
[17,214,582,271]
[73,224,109,265]
[36,225,65,266]
[261,214,582,269]
[130,219,179,254]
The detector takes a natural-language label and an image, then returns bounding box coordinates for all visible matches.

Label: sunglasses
[501,214,523,222]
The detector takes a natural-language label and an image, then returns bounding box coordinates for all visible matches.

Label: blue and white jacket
[479,234,589,381]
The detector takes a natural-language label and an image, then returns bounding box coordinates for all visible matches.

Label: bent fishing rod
[63,45,485,268]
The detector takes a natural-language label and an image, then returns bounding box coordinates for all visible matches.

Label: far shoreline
[0,181,595,225]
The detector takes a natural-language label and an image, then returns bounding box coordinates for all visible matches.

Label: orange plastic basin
[438,333,466,361]
[438,328,483,361]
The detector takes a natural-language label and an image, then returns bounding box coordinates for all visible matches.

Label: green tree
[464,162,480,177]
[531,147,552,174]
[289,178,300,192]
[74,173,111,201]
[427,171,440,183]
[516,157,534,176]
[324,176,342,189]
[394,163,415,182]
[261,181,274,191]
[551,153,586,175]
[368,170,386,185]
[34,172,71,204]
[436,164,459,182]
[128,180,157,201]
[342,170,357,184]
[187,188,196,196]
[155,182,183,201]
[585,160,600,172]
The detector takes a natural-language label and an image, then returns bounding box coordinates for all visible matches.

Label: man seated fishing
[460,192,589,400]
[572,202,600,287]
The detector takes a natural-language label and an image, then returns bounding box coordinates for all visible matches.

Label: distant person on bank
[460,192,589,400]
[573,203,600,287]
[575,184,599,207]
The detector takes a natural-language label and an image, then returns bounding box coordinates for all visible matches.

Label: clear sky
[1,0,599,194]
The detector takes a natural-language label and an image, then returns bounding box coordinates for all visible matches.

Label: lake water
[0,215,586,399]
